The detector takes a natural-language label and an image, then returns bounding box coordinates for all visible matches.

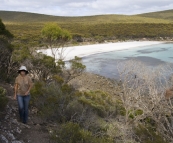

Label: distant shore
[38,41,164,61]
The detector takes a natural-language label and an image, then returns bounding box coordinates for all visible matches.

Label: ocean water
[82,43,173,78]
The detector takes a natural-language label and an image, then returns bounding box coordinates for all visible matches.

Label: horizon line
[0,9,173,17]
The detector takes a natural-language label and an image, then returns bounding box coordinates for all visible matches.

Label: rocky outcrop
[0,97,28,143]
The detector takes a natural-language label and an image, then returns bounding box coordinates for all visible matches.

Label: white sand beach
[38,41,163,61]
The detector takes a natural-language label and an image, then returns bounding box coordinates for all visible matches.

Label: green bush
[128,109,143,119]
[64,100,84,121]
[78,90,117,117]
[135,124,168,143]
[85,118,110,135]
[0,87,8,111]
[30,81,78,122]
[115,99,126,116]
[51,122,113,143]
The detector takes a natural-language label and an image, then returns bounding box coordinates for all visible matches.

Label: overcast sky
[0,0,173,16]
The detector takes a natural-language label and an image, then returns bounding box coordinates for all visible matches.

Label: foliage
[63,56,86,83]
[0,19,16,82]
[4,22,173,46]
[30,81,124,142]
[30,80,76,122]
[128,109,143,119]
[12,45,31,62]
[0,87,8,111]
[12,43,64,81]
[78,90,119,117]
[0,18,13,39]
[1,10,173,46]
[51,122,113,143]
[41,23,71,48]
[139,9,173,21]
[69,56,86,72]
[135,124,168,143]
[31,54,62,80]
[115,99,126,116]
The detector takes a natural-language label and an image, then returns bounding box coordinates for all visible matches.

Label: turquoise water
[82,43,173,78]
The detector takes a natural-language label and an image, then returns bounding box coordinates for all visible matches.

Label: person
[14,66,33,124]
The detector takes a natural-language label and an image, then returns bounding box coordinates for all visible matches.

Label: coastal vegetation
[138,9,173,21]
[1,10,173,46]
[4,22,173,47]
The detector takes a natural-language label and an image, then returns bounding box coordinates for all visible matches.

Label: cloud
[0,0,173,16]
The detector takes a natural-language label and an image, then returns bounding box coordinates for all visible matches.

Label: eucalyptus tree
[41,23,72,60]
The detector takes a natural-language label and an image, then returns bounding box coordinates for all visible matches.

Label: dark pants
[17,95,30,123]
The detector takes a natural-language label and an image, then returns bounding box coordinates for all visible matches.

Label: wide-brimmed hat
[18,66,29,74]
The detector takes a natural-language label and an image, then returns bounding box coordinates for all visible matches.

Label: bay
[82,43,173,79]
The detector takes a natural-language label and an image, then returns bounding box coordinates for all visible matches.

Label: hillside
[1,10,173,45]
[0,10,171,24]
[138,9,173,21]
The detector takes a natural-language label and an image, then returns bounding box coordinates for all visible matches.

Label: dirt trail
[0,85,51,143]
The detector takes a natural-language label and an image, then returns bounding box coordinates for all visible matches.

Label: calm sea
[82,43,173,79]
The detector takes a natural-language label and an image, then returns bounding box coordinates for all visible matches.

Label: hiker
[14,66,33,124]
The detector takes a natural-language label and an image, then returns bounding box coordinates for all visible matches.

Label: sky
[0,0,173,16]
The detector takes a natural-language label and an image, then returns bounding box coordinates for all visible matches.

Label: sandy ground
[37,41,163,61]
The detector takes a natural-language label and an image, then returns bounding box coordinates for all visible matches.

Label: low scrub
[0,86,8,111]
[78,90,124,117]
[135,124,168,143]
[51,122,113,143]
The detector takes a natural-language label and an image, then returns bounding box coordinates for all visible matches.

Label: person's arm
[25,77,33,96]
[14,83,18,100]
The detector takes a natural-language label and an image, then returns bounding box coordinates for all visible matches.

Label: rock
[16,127,22,134]
[11,141,23,143]
[0,134,8,143]
[11,106,18,112]
[5,115,9,119]
[12,119,19,125]
[21,123,31,129]
[7,132,15,140]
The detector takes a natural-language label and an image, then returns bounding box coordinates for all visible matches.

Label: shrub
[30,81,78,122]
[135,124,168,143]
[78,90,117,117]
[0,87,8,111]
[51,122,113,143]
[115,99,126,116]
[128,109,143,119]
[64,100,84,121]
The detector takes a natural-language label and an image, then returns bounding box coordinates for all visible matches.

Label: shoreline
[38,41,164,61]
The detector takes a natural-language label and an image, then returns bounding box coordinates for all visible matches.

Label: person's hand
[13,94,17,100]
[25,91,29,96]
